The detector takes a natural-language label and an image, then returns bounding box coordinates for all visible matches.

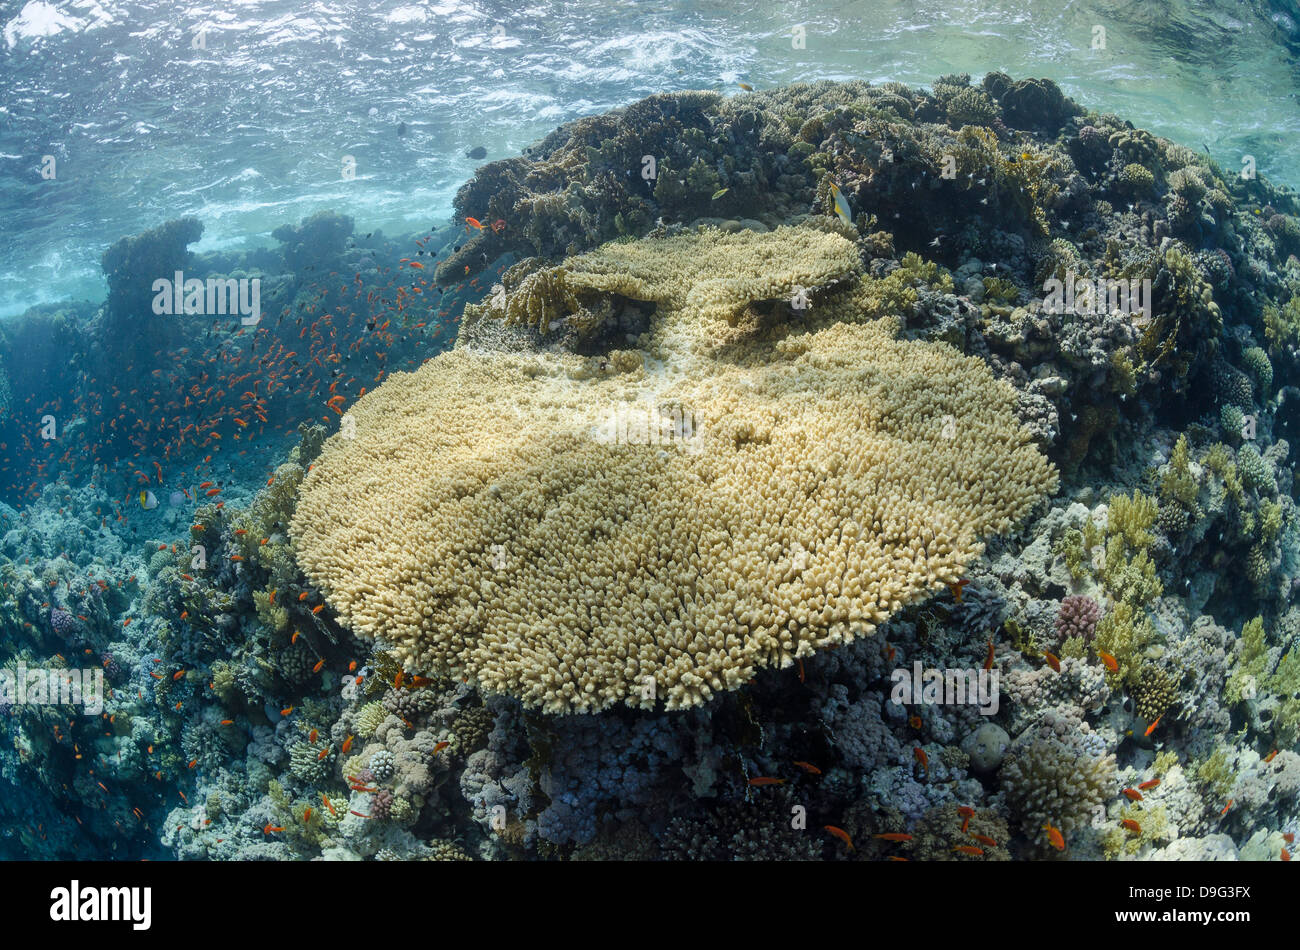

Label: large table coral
[292,222,1057,713]
[484,223,861,336]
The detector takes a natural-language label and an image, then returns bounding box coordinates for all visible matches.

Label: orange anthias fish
[263,823,285,835]
[969,833,997,848]
[465,217,486,231]
[748,777,785,786]
[341,735,354,754]
[1098,650,1119,673]
[1138,778,1161,790]
[953,845,983,856]
[983,638,994,672]
[793,761,821,775]
[1042,650,1061,672]
[1043,824,1065,851]
[1123,788,1144,801]
[1144,714,1163,737]
[914,746,929,776]
[874,832,912,842]
[1121,819,1142,834]
[1265,749,1280,763]
[824,825,854,850]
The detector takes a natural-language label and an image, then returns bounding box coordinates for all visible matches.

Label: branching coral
[1094,601,1155,688]
[293,229,1057,714]
[1000,734,1115,851]
[1225,616,1267,706]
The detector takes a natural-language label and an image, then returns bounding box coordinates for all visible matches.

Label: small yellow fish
[738,82,753,91]
[711,187,729,201]
[829,182,852,225]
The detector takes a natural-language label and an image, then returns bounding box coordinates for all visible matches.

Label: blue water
[2,0,1299,317]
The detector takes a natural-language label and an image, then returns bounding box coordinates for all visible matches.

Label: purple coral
[100,652,126,685]
[370,788,394,820]
[1077,125,1104,149]
[50,608,77,638]
[1055,595,1100,643]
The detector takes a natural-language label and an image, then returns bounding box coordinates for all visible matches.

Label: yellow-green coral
[1110,350,1138,398]
[252,588,289,633]
[1159,435,1198,508]
[1093,601,1154,687]
[1257,499,1283,544]
[1054,527,1089,581]
[1266,647,1300,748]
[1194,748,1236,798]
[1003,615,1038,655]
[1107,490,1158,550]
[1152,749,1178,776]
[1103,802,1169,858]
[1204,442,1245,505]
[1086,491,1164,609]
[210,661,238,705]
[1102,540,1162,608]
[1059,635,1086,660]
[1225,616,1267,705]
[1263,297,1300,359]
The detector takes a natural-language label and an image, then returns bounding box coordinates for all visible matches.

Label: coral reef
[4,73,1300,865]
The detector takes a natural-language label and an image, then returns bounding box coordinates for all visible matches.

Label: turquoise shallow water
[1,0,1298,316]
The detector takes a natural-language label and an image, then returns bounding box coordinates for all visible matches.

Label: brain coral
[292,224,1058,713]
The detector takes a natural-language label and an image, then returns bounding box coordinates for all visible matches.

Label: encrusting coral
[293,223,1058,714]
